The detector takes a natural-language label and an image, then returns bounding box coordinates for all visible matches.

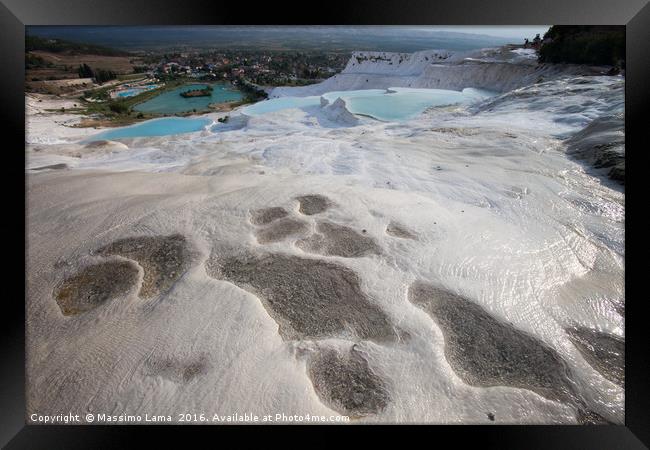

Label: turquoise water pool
[86,117,213,141]
[117,89,140,98]
[244,87,495,121]
[242,96,322,116]
[345,88,489,121]
[321,89,389,103]
[84,87,496,141]
[115,85,158,98]
[134,83,244,114]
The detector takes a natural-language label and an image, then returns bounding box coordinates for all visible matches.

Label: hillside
[26,34,130,56]
[25,35,141,94]
[538,26,625,67]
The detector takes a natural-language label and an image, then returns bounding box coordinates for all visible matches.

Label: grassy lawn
[116,73,149,81]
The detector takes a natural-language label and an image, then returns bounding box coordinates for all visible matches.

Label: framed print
[1,0,648,447]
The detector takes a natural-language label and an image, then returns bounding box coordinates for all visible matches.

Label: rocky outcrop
[565,114,625,184]
[321,97,359,126]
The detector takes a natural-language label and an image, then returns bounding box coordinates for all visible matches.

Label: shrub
[108,101,130,114]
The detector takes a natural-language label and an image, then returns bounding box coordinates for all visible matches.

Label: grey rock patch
[504,186,530,199]
[386,221,418,240]
[308,345,390,417]
[97,234,192,299]
[206,251,396,342]
[84,140,113,148]
[608,162,624,183]
[250,207,289,225]
[565,114,624,185]
[295,194,332,215]
[611,299,625,317]
[408,281,578,404]
[297,221,381,258]
[31,163,69,171]
[146,354,209,383]
[576,409,615,425]
[429,127,479,136]
[54,260,140,316]
[83,139,129,150]
[255,217,309,244]
[567,327,624,387]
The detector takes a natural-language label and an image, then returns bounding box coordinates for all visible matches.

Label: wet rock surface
[97,234,192,299]
[386,221,418,240]
[254,217,309,244]
[297,221,381,258]
[408,281,578,404]
[567,327,624,386]
[31,163,69,171]
[611,298,625,317]
[296,194,332,215]
[250,207,289,225]
[54,260,140,316]
[308,346,390,417]
[206,251,396,341]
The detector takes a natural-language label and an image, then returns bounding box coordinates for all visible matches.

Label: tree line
[77,63,117,84]
[538,26,624,67]
[26,34,128,56]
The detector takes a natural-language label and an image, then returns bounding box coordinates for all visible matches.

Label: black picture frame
[2,0,648,447]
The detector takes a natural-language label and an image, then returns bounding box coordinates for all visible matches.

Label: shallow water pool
[242,96,323,116]
[85,117,213,142]
[134,83,243,114]
[115,85,158,98]
[244,87,496,121]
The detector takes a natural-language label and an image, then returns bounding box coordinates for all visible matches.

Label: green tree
[78,63,94,78]
[108,101,130,114]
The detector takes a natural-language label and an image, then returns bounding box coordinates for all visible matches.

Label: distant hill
[25,34,138,94]
[26,26,519,53]
[26,34,129,56]
[538,26,624,67]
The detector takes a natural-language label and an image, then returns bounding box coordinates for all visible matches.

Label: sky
[410,26,550,39]
[26,26,552,52]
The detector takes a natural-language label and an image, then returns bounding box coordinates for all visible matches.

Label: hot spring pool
[83,87,495,142]
[134,83,244,114]
[114,85,158,98]
[243,87,496,121]
[85,117,213,142]
[242,96,323,116]
[344,87,494,121]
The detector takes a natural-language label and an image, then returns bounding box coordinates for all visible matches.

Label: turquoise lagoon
[241,96,322,116]
[344,87,494,121]
[244,87,495,121]
[134,83,244,114]
[115,85,158,98]
[86,117,212,141]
